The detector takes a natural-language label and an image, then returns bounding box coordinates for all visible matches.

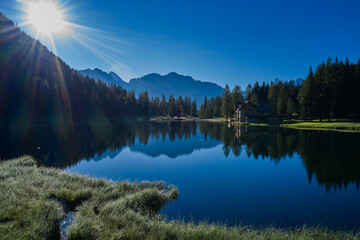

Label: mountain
[0,13,135,122]
[129,72,224,103]
[80,68,127,87]
[80,69,224,104]
[282,78,304,86]
[129,131,220,158]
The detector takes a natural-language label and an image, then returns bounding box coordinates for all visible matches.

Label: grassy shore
[204,117,360,132]
[281,121,360,132]
[1,157,360,239]
[202,118,274,127]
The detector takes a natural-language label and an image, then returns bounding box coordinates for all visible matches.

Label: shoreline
[199,118,360,132]
[280,122,360,133]
[2,116,360,133]
[1,156,360,239]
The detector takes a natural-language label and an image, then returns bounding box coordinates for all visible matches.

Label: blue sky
[1,0,360,88]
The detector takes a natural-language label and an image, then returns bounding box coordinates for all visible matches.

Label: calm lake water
[2,120,360,229]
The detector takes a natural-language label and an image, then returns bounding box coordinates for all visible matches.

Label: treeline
[197,79,301,119]
[198,58,360,120]
[198,85,244,119]
[299,58,360,120]
[135,93,198,117]
[2,13,360,121]
[0,13,200,121]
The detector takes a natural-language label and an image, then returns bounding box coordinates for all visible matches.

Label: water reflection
[1,120,360,192]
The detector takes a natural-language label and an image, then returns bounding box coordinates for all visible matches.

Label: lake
[1,120,360,230]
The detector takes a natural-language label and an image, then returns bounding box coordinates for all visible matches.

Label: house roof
[234,102,243,109]
[235,101,272,112]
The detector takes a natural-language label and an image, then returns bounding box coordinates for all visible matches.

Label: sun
[26,1,65,35]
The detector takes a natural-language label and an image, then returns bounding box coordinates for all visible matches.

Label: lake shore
[280,121,360,132]
[1,156,359,239]
[197,117,360,132]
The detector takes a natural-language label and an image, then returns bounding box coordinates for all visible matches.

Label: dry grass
[1,156,359,239]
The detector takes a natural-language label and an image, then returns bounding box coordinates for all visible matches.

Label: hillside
[0,13,135,122]
[80,69,224,104]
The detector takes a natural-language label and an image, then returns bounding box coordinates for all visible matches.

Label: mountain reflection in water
[2,120,360,228]
[1,120,360,192]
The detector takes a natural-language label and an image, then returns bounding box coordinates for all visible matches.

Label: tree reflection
[1,120,359,191]
[297,131,360,192]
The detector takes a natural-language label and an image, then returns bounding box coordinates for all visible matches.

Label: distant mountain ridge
[79,69,224,103]
[282,78,304,86]
[80,68,127,86]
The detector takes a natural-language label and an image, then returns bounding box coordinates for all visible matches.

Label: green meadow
[281,121,360,132]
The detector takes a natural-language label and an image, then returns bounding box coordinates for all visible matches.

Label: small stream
[60,212,75,240]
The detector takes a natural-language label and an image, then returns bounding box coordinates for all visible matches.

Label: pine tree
[151,97,161,115]
[184,97,192,116]
[160,94,168,115]
[299,66,315,120]
[231,85,244,114]
[176,96,185,117]
[168,95,176,117]
[198,103,205,118]
[315,62,326,121]
[191,100,197,117]
[250,82,260,104]
[214,96,222,117]
[245,84,252,101]
[221,85,232,119]
[286,98,296,118]
[268,82,280,113]
[276,84,287,116]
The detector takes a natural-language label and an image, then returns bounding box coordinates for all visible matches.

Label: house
[234,101,272,122]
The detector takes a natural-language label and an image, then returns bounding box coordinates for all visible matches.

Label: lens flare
[26,1,65,35]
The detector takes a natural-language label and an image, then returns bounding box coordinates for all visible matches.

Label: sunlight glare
[27,1,65,35]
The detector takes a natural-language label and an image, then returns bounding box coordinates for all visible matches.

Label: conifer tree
[160,94,168,115]
[191,100,197,117]
[231,85,244,114]
[168,95,176,117]
[299,66,315,120]
[268,82,280,113]
[221,85,232,119]
[245,84,252,101]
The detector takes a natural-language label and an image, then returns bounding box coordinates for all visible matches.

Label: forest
[198,58,360,120]
[1,13,360,122]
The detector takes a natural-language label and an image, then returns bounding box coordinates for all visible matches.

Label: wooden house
[234,101,272,122]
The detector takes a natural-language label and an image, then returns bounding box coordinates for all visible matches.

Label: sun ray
[17,0,131,82]
[48,33,57,55]
[25,0,66,35]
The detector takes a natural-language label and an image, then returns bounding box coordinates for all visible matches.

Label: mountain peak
[94,68,105,73]
[79,68,127,86]
[109,71,125,83]
[79,68,223,104]
[167,72,180,76]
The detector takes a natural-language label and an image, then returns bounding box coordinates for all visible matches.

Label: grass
[1,156,360,239]
[281,121,360,132]
[202,117,360,132]
[231,121,270,127]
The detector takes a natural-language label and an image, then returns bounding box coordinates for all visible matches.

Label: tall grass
[1,156,359,239]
